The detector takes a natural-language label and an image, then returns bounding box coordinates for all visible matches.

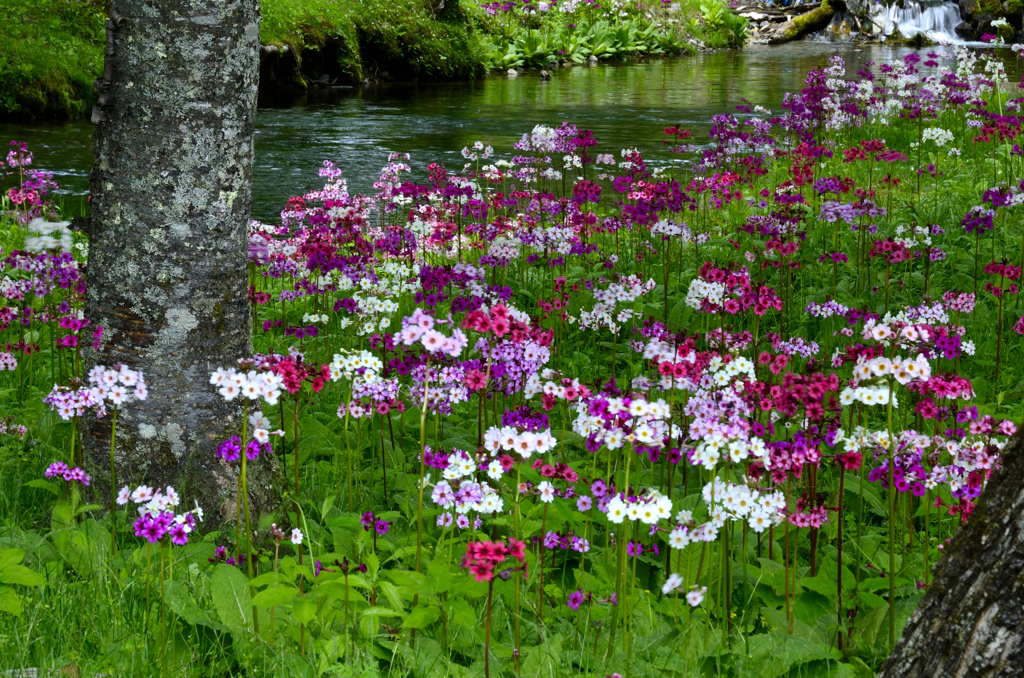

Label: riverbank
[0,0,747,121]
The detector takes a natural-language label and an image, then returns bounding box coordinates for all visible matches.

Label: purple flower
[375,519,389,535]
[217,437,241,462]
[567,590,585,610]
[44,461,68,478]
[134,515,167,543]
[168,522,189,546]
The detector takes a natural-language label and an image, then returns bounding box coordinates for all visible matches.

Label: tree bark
[766,0,838,43]
[84,0,278,527]
[878,433,1024,677]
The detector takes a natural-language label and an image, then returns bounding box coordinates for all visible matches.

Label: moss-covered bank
[259,0,491,96]
[0,0,744,121]
[0,0,106,120]
[0,0,490,120]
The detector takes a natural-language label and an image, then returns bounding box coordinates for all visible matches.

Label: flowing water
[0,42,1018,223]
[882,1,964,43]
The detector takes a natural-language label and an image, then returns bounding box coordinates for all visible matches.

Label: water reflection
[0,42,1018,222]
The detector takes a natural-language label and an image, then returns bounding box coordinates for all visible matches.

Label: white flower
[686,586,707,607]
[219,382,240,401]
[668,526,690,549]
[748,510,772,533]
[662,572,684,595]
[290,528,304,545]
[249,411,272,429]
[606,496,627,523]
[537,481,556,503]
[116,485,131,506]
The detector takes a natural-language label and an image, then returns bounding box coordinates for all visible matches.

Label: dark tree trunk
[766,0,838,43]
[84,0,278,527]
[878,433,1024,677]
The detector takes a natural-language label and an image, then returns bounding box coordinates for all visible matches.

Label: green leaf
[842,475,886,514]
[163,580,210,626]
[249,571,289,587]
[402,604,440,629]
[0,585,23,616]
[0,564,46,587]
[361,606,404,619]
[852,602,889,649]
[292,595,316,625]
[446,598,477,628]
[0,549,26,571]
[365,550,380,582]
[23,479,58,496]
[746,632,842,677]
[250,584,297,608]
[210,563,252,630]
[427,557,451,595]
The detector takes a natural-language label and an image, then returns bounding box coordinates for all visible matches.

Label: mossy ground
[0,0,494,120]
[261,0,491,85]
[0,0,742,121]
[0,0,105,120]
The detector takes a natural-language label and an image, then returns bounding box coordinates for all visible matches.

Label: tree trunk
[766,0,838,43]
[84,0,278,527]
[878,433,1024,677]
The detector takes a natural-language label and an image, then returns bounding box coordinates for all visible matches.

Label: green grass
[262,0,491,83]
[0,0,105,120]
[0,0,493,120]
[0,0,744,121]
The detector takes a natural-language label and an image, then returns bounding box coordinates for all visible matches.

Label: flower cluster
[460,539,527,582]
[117,484,203,546]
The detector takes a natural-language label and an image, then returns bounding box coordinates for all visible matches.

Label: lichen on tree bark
[84,0,278,526]
[878,433,1024,677]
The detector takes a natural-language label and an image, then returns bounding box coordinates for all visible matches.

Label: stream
[0,42,1018,223]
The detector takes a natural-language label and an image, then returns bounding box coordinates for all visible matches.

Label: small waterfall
[881,1,964,42]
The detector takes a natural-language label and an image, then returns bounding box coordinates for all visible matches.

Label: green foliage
[494,17,691,69]
[262,0,491,83]
[0,0,105,119]
[0,548,46,616]
[0,0,746,120]
[4,42,1022,678]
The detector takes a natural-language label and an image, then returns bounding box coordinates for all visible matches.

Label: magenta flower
[168,522,189,546]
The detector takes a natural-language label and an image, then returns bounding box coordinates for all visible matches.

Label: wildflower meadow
[1,44,1024,677]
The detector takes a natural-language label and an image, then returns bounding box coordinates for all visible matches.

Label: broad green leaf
[250,584,297,608]
[402,604,439,629]
[0,549,25,571]
[249,571,289,587]
[446,598,477,628]
[210,563,252,630]
[292,595,316,625]
[851,602,888,649]
[427,557,451,595]
[361,606,404,618]
[163,580,210,626]
[746,632,842,677]
[0,585,23,616]
[0,564,45,587]
[23,479,58,496]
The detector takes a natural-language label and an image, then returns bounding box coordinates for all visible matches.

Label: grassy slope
[262,0,490,83]
[0,0,490,121]
[0,0,106,120]
[0,0,742,120]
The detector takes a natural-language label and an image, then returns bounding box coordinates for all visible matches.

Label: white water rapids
[879,1,964,42]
